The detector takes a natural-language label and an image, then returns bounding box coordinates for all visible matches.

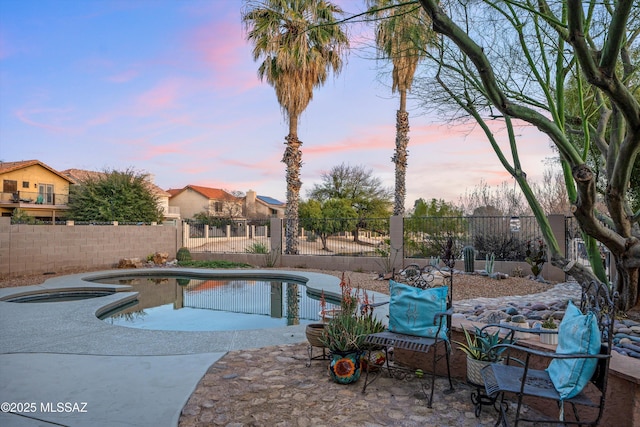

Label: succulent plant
[541,317,557,329]
[176,247,192,262]
[455,326,516,362]
[463,246,475,273]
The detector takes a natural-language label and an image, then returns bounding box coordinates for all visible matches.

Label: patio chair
[480,280,618,426]
[361,241,456,408]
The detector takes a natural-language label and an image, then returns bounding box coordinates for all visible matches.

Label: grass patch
[177,260,252,269]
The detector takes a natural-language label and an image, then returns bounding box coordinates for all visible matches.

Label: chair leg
[495,392,509,427]
[361,348,383,394]
[361,349,370,393]
[306,345,312,367]
[444,343,454,392]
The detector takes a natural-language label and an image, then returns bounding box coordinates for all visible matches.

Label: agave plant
[455,326,515,362]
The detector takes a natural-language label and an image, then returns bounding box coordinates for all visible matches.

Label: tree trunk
[282,116,302,255]
[393,90,410,216]
[320,234,329,252]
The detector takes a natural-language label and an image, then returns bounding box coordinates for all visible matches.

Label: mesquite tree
[413,0,639,310]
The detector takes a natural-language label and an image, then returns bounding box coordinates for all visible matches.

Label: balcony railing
[0,191,69,206]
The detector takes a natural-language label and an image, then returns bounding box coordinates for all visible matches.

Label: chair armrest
[433,307,454,323]
[489,343,610,361]
[481,322,531,334]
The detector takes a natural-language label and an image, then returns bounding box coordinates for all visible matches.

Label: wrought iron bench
[361,240,456,408]
[479,280,618,426]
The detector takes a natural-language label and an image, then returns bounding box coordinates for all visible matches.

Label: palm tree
[367,0,435,216]
[242,0,348,255]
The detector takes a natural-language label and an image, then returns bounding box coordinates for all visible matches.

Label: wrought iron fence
[185,215,548,261]
[404,216,544,261]
[183,219,272,253]
[298,217,390,257]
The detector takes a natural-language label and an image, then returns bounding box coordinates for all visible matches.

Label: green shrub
[176,247,192,262]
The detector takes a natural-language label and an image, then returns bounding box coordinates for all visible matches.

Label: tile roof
[0,160,74,183]
[61,168,104,184]
[171,185,240,201]
[60,168,171,197]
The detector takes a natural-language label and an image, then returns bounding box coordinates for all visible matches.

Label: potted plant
[456,325,515,385]
[539,317,558,345]
[306,290,332,349]
[320,274,385,384]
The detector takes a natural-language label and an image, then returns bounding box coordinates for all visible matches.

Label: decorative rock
[152,252,169,264]
[484,310,509,324]
[454,280,640,360]
[118,257,143,268]
[503,306,519,316]
[527,312,543,320]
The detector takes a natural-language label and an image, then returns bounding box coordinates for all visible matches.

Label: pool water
[94,275,337,332]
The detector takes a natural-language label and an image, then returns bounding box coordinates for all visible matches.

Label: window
[22,181,30,188]
[3,180,17,193]
[38,183,54,204]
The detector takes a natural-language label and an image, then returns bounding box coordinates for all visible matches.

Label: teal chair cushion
[388,280,448,339]
[546,300,600,400]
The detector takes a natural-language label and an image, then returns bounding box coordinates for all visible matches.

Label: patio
[178,342,554,426]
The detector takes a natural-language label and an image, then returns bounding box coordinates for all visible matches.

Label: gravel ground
[0,267,555,300]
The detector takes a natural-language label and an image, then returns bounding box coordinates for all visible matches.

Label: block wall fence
[0,217,182,278]
[1,215,568,280]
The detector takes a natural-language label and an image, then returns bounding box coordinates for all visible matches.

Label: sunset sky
[0,0,556,209]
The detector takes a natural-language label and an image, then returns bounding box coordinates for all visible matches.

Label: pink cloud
[135,78,184,113]
[305,133,392,156]
[186,20,260,90]
[15,107,76,133]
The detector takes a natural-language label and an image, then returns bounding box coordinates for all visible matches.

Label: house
[244,190,285,219]
[61,169,180,222]
[0,160,74,221]
[168,185,243,220]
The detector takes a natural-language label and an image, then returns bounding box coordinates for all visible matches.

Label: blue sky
[0,0,555,207]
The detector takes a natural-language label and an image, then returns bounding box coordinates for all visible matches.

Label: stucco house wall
[0,160,73,220]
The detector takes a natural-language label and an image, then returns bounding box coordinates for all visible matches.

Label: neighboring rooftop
[61,168,170,197]
[0,160,74,183]
[257,195,285,206]
[168,185,241,201]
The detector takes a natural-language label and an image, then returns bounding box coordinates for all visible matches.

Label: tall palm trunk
[283,116,302,254]
[393,89,409,216]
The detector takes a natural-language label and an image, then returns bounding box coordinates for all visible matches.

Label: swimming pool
[93,275,339,332]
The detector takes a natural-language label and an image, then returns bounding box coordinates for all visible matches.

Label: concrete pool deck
[0,269,374,427]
